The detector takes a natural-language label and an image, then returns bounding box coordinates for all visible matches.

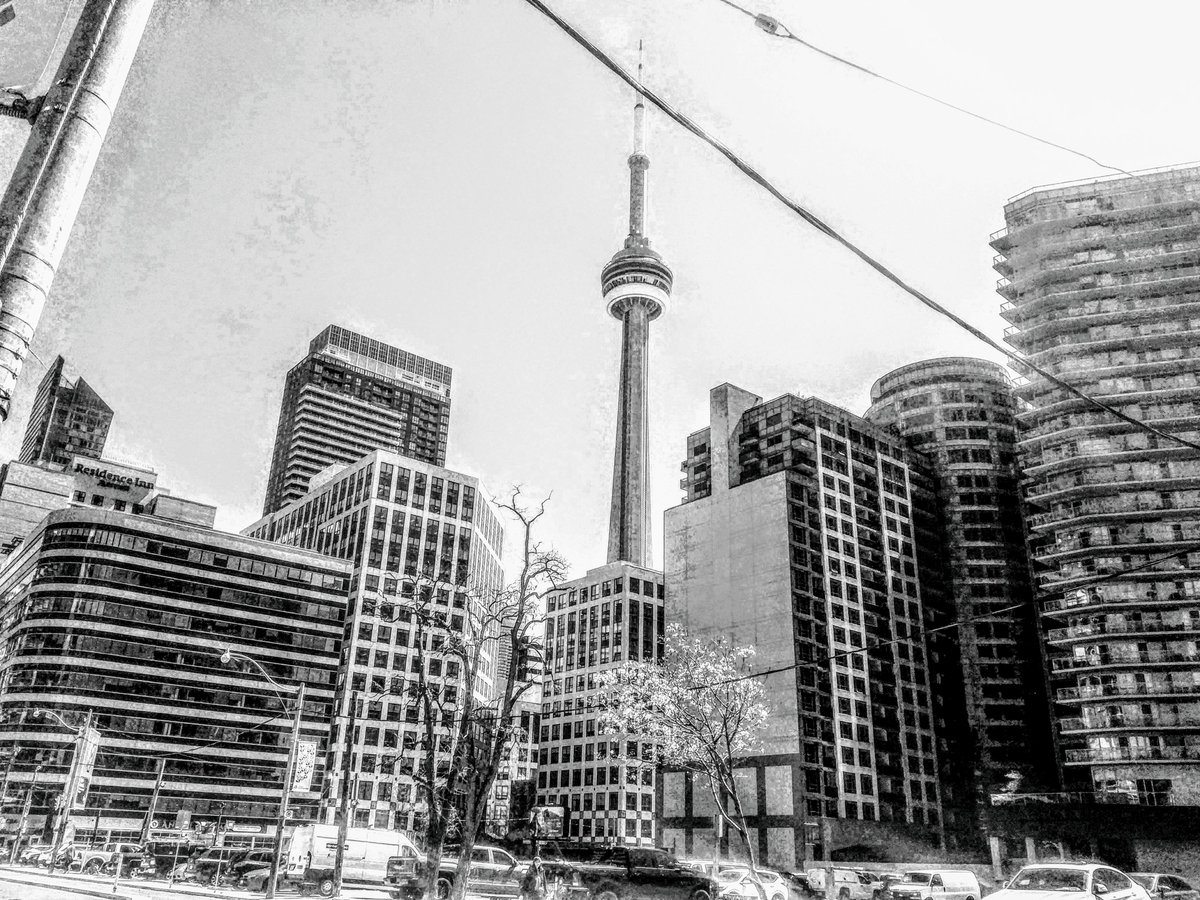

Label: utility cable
[518,0,1200,456]
[711,0,1130,177]
[708,546,1194,687]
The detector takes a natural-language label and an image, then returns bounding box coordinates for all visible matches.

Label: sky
[2,0,1200,579]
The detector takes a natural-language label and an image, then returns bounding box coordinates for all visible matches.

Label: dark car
[224,849,276,883]
[187,846,249,884]
[552,845,717,900]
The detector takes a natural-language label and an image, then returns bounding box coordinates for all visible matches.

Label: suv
[806,868,883,900]
[80,842,145,876]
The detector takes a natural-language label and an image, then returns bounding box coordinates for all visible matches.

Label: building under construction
[992,164,1200,872]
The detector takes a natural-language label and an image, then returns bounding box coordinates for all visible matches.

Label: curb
[0,868,134,899]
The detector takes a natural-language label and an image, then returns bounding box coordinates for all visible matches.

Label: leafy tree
[598,623,769,893]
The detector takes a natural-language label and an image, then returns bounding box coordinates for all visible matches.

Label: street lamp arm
[218,649,296,708]
[32,708,81,734]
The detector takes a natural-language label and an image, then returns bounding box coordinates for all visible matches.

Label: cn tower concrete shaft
[0,0,155,421]
[607,299,653,567]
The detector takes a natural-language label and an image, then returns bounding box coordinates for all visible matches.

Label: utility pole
[11,764,42,864]
[266,682,305,900]
[0,0,155,421]
[49,709,95,869]
[331,690,359,898]
[139,758,165,844]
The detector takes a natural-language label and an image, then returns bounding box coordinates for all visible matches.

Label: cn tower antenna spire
[602,41,673,568]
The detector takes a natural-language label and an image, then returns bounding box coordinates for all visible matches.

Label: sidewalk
[0,866,392,899]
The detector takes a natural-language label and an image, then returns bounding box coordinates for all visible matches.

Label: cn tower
[601,57,673,568]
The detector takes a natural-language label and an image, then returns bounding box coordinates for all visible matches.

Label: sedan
[986,864,1150,900]
[1130,875,1199,900]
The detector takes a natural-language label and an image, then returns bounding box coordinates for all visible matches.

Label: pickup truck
[547,845,718,900]
[386,844,546,900]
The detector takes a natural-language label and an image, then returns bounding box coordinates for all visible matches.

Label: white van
[287,824,422,896]
[890,870,981,900]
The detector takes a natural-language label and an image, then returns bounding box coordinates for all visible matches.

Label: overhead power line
[518,0,1200,456]
[711,0,1131,177]
[710,546,1195,688]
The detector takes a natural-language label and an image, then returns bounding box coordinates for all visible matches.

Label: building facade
[19,355,113,468]
[865,358,1056,815]
[536,562,664,845]
[0,505,349,847]
[991,164,1200,864]
[246,450,505,831]
[664,384,959,868]
[262,326,452,514]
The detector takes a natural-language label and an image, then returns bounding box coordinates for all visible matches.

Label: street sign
[292,740,318,792]
[531,806,564,838]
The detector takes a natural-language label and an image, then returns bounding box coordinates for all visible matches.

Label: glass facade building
[262,326,452,514]
[995,165,1200,809]
[19,356,113,468]
[0,506,349,846]
[246,450,505,831]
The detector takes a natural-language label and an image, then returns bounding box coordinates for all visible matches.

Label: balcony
[1059,711,1200,733]
[1043,588,1199,614]
[1050,650,1200,672]
[1057,682,1200,702]
[1064,744,1200,764]
[1048,618,1200,642]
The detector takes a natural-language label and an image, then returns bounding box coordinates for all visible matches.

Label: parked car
[806,868,883,900]
[17,843,51,865]
[985,864,1150,900]
[79,842,145,876]
[223,849,275,884]
[242,865,292,894]
[290,825,422,896]
[557,845,717,900]
[716,867,793,900]
[387,844,529,900]
[185,846,248,884]
[889,870,980,900]
[1130,875,1199,900]
[782,872,812,896]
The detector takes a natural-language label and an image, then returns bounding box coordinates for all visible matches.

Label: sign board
[291,740,318,792]
[67,726,100,810]
[531,806,564,838]
[174,809,192,830]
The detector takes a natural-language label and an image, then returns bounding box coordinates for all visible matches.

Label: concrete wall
[664,471,798,751]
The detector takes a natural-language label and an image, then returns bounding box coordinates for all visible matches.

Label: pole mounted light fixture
[217,648,304,900]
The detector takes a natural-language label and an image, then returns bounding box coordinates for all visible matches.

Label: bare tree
[597,623,770,895]
[369,490,565,900]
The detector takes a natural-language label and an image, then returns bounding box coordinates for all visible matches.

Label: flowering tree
[597,623,769,893]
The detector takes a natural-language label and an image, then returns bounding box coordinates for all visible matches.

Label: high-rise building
[663,384,960,868]
[535,77,672,845]
[262,326,452,515]
[245,450,505,831]
[865,358,1057,817]
[0,503,350,847]
[537,563,665,845]
[993,164,1200,867]
[19,355,113,467]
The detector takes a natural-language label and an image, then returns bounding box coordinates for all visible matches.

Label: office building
[486,697,541,836]
[0,455,176,556]
[663,384,960,868]
[0,503,350,846]
[537,563,664,844]
[534,79,672,844]
[262,325,452,514]
[991,164,1200,868]
[865,358,1056,816]
[19,355,112,468]
[245,450,506,830]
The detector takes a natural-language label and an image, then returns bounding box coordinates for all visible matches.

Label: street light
[219,649,306,900]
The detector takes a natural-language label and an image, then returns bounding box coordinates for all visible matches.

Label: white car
[986,864,1150,900]
[718,866,793,900]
